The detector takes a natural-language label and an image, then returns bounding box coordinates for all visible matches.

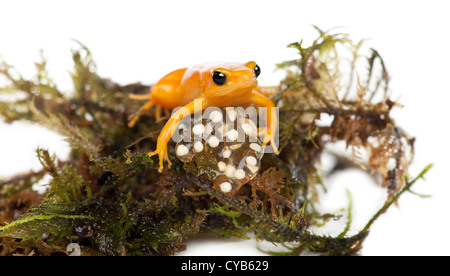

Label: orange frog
[128,61,279,173]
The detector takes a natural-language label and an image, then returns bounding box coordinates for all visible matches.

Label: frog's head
[202,61,260,106]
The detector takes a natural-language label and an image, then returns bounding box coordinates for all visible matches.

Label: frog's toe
[148,146,172,173]
[127,115,139,128]
[148,150,164,172]
[270,141,280,155]
[157,165,164,173]
[261,133,279,155]
[164,151,173,169]
[148,150,158,158]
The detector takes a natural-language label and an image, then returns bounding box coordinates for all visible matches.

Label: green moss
[0,27,430,256]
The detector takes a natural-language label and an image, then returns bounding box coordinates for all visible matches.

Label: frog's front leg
[149,97,207,173]
[254,86,281,98]
[249,90,280,155]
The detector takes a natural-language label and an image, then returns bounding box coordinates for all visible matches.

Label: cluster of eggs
[175,108,264,195]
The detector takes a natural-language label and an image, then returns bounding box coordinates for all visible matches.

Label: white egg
[242,122,257,138]
[208,136,220,148]
[222,149,231,158]
[209,110,223,123]
[245,156,257,166]
[234,169,246,180]
[193,141,204,152]
[227,110,237,122]
[225,164,236,178]
[217,161,227,172]
[176,144,189,156]
[226,129,239,142]
[193,124,206,136]
[250,143,261,153]
[220,182,232,193]
[247,165,259,174]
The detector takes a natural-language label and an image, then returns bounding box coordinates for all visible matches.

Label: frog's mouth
[212,79,258,97]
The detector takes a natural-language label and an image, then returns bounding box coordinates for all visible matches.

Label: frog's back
[150,68,187,109]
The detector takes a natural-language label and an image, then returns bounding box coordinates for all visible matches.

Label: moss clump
[0,28,430,256]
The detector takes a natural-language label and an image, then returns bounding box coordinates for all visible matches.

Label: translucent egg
[175,108,264,194]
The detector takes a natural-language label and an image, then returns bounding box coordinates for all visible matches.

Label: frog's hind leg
[155,105,162,122]
[164,107,170,117]
[128,98,155,128]
[129,93,152,100]
[155,107,172,123]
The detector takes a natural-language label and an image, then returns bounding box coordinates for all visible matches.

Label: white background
[0,0,449,256]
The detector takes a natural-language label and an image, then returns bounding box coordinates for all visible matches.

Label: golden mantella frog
[128,61,279,172]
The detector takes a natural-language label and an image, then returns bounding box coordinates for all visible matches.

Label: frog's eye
[254,64,261,78]
[212,71,227,86]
